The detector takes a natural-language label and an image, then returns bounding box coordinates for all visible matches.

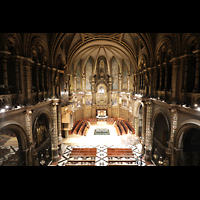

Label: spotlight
[0,109,6,113]
[197,107,200,111]
[194,104,198,107]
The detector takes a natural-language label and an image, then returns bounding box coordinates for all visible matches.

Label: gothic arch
[5,33,23,55]
[95,78,108,91]
[155,37,173,63]
[33,109,53,132]
[151,108,170,132]
[55,54,66,70]
[0,121,29,152]
[138,54,147,71]
[30,37,49,65]
[174,119,200,149]
[83,56,94,75]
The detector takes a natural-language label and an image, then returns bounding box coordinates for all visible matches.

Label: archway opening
[33,113,51,166]
[181,127,200,166]
[152,113,170,165]
[0,127,25,166]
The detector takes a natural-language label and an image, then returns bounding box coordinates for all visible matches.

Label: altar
[94,128,110,135]
[96,109,108,121]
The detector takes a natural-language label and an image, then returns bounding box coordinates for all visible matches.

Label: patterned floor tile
[55,144,147,166]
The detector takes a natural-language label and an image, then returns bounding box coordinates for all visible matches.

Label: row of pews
[69,117,135,136]
[69,118,91,136]
[65,147,138,166]
[107,148,137,166]
[113,118,135,136]
[66,148,97,166]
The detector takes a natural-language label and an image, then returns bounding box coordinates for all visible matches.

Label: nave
[50,122,153,166]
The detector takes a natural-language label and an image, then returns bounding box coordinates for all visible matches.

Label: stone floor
[52,144,154,166]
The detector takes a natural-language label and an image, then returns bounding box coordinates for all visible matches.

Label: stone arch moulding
[30,37,49,64]
[174,119,200,149]
[155,36,173,63]
[0,120,29,151]
[32,108,53,132]
[95,79,108,91]
[135,101,144,117]
[151,108,171,134]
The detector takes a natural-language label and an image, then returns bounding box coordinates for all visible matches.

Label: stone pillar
[147,67,153,97]
[127,74,130,92]
[51,98,59,162]
[74,75,77,93]
[108,77,112,117]
[41,64,45,92]
[57,102,62,155]
[163,62,168,91]
[145,100,153,160]
[0,52,10,94]
[11,56,21,93]
[170,57,180,104]
[169,107,178,166]
[82,73,85,92]
[91,77,96,118]
[36,62,40,92]
[23,58,33,104]
[141,101,147,155]
[46,67,50,96]
[153,66,158,96]
[24,108,34,165]
[182,55,190,92]
[158,64,163,91]
[119,73,122,93]
[51,68,56,96]
[193,49,200,93]
[134,116,139,137]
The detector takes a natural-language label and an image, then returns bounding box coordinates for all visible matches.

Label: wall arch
[151,108,170,132]
[174,119,200,149]
[33,109,53,132]
[0,121,29,150]
[0,121,29,165]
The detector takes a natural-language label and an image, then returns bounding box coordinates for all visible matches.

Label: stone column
[51,98,59,162]
[41,64,45,92]
[170,57,181,104]
[141,101,147,155]
[145,100,153,160]
[24,108,34,165]
[153,66,158,96]
[127,73,130,92]
[46,67,50,96]
[193,49,200,93]
[134,116,139,137]
[35,62,40,92]
[119,73,122,93]
[163,62,168,91]
[82,73,85,92]
[57,102,62,144]
[91,77,96,118]
[74,75,77,93]
[158,63,163,91]
[51,68,56,96]
[11,56,21,93]
[108,77,112,117]
[57,101,62,155]
[147,67,153,97]
[23,58,33,104]
[0,51,10,94]
[169,107,178,166]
